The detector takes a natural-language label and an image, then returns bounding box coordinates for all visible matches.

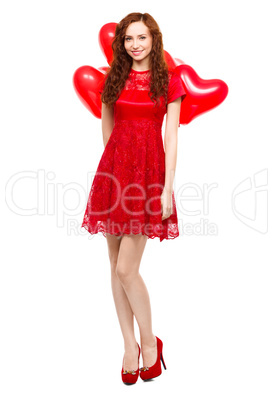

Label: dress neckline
[130,68,150,73]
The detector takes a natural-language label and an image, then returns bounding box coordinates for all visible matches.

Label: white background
[1,0,272,401]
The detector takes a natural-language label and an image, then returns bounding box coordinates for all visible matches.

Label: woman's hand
[161,187,173,220]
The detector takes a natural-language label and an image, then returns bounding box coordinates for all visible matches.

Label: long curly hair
[101,12,170,108]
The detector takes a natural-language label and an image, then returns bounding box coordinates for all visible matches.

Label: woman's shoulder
[167,68,183,86]
[167,68,180,79]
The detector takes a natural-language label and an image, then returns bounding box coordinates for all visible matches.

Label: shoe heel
[160,352,167,370]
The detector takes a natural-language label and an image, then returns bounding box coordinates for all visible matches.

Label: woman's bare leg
[105,233,139,371]
[116,234,157,368]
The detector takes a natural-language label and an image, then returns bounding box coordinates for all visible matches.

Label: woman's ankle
[124,339,138,352]
[140,334,156,348]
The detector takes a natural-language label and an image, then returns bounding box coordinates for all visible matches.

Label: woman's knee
[116,263,138,285]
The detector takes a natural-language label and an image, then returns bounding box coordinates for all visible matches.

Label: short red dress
[82,68,187,241]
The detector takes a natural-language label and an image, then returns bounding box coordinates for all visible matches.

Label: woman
[82,12,187,384]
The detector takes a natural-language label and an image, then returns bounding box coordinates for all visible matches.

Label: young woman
[82,12,187,384]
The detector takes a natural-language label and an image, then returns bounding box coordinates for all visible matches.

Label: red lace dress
[81,68,187,241]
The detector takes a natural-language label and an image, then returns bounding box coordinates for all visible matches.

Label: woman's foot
[122,342,139,372]
[140,335,157,367]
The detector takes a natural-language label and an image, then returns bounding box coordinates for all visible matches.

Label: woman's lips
[132,50,143,55]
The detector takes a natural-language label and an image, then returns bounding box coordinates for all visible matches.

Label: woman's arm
[161,96,181,220]
[164,96,181,191]
[101,102,115,148]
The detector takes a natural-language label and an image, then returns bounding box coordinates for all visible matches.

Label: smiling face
[124,21,153,69]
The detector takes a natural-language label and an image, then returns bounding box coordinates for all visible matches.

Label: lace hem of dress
[81,221,179,242]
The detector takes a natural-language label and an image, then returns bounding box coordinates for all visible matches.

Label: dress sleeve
[167,71,187,104]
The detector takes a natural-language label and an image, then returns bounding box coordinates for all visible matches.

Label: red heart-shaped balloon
[174,64,228,124]
[98,23,117,66]
[73,65,105,118]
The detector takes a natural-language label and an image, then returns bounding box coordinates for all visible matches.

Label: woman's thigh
[105,234,122,271]
[116,234,148,277]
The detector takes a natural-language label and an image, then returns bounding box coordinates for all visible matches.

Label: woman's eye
[125,37,146,41]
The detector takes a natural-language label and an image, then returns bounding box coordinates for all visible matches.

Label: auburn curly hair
[101,12,170,108]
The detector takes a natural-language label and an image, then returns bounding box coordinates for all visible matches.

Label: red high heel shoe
[121,343,141,385]
[139,336,167,381]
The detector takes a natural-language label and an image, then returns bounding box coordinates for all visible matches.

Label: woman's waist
[113,118,162,129]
